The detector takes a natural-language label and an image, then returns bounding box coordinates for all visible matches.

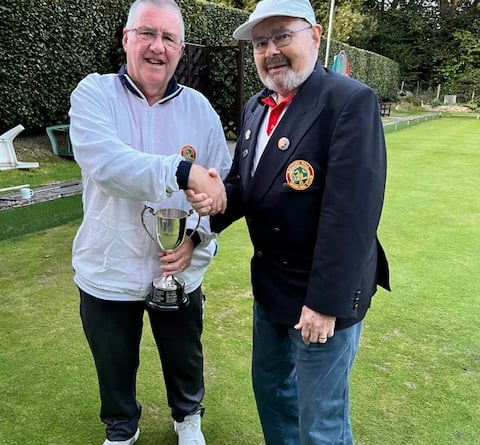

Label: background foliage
[214,0,480,104]
[0,0,399,134]
[319,40,399,101]
[0,0,128,133]
[315,0,480,103]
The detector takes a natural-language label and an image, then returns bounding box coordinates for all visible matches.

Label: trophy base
[146,277,189,311]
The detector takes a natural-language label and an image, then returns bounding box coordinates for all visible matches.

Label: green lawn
[1,116,479,444]
[0,156,81,190]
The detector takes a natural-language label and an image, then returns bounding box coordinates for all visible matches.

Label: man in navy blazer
[188,0,390,443]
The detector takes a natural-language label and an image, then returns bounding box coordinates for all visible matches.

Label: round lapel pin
[278,137,290,151]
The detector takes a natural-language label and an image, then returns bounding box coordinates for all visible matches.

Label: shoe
[174,413,206,445]
[103,428,140,445]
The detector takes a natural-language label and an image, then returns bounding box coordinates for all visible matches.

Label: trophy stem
[158,275,177,289]
[146,275,189,311]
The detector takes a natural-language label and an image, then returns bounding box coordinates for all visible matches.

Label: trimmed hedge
[322,40,400,102]
[0,0,398,134]
[0,0,128,133]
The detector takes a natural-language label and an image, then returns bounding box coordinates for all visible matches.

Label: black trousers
[79,287,205,441]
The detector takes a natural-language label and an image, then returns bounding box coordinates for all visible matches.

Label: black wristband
[176,160,192,190]
[186,229,202,248]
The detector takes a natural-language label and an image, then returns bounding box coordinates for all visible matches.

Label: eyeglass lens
[132,27,181,49]
[252,25,312,53]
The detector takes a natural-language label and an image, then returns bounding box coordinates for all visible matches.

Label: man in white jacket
[68,1,231,444]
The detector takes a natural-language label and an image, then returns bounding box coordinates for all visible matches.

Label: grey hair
[126,0,185,41]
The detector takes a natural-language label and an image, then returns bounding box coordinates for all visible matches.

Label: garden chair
[0,124,39,171]
[46,124,74,157]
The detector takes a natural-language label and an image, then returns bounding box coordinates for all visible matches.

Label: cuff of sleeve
[176,160,192,190]
[186,229,202,248]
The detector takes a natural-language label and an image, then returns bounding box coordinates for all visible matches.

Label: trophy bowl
[141,206,199,311]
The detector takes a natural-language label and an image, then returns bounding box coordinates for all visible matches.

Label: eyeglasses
[128,27,183,50]
[252,25,312,54]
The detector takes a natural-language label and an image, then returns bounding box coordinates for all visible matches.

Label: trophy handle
[141,205,157,243]
[185,210,201,241]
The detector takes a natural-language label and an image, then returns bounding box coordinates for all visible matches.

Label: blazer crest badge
[285,160,314,190]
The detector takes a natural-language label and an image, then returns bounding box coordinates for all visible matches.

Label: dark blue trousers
[252,301,362,445]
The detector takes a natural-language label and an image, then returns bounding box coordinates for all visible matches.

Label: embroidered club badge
[181,145,196,162]
[285,160,314,190]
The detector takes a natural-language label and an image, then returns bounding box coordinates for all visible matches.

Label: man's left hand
[294,305,336,345]
[158,238,194,276]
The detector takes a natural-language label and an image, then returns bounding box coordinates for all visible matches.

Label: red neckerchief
[261,95,295,135]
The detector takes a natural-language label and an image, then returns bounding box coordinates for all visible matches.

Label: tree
[313,0,378,46]
[357,0,480,98]
[434,29,480,100]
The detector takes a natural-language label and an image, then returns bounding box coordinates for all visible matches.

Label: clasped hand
[185,165,225,215]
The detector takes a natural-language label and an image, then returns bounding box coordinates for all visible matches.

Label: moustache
[265,55,289,68]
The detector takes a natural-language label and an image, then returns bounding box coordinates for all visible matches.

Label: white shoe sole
[103,427,140,445]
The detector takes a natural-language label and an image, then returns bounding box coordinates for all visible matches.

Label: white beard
[261,67,312,95]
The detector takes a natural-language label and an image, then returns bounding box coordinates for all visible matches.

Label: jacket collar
[118,64,183,104]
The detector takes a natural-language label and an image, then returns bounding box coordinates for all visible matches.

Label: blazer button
[353,303,359,309]
[282,260,288,266]
[256,251,263,258]
[273,227,280,233]
[355,290,362,296]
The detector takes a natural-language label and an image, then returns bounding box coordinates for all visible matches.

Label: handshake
[186,164,226,216]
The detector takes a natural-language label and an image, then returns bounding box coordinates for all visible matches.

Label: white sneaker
[174,413,206,445]
[103,428,139,445]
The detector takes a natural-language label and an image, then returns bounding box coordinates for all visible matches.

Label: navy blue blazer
[212,63,390,329]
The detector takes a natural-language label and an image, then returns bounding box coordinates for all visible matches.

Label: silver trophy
[141,206,200,311]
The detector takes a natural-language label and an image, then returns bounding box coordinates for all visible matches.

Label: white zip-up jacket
[69,68,232,301]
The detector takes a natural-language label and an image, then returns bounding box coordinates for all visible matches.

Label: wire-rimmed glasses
[128,27,183,50]
[252,25,312,54]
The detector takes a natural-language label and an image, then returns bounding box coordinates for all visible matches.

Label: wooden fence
[176,41,245,137]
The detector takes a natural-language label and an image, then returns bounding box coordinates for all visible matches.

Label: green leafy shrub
[464,101,479,111]
[321,40,400,102]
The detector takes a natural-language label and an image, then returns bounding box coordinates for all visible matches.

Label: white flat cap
[233,0,317,40]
